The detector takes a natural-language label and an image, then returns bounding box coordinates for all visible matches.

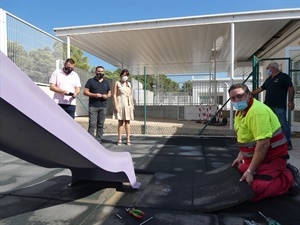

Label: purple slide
[0,51,140,189]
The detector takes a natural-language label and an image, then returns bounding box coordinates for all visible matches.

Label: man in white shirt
[49,58,81,118]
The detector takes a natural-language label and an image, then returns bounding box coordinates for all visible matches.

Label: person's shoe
[288,142,293,150]
[117,140,122,146]
[287,163,300,196]
[127,141,131,146]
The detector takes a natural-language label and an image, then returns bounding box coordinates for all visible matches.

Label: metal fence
[125,64,254,136]
[2,9,300,136]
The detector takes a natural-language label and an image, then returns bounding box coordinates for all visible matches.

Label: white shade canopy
[54,9,300,74]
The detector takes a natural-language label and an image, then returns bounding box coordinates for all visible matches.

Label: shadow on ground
[1,136,299,225]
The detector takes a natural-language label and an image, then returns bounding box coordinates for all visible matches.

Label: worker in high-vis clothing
[229,83,300,202]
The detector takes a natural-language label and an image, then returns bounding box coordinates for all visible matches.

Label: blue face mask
[266,69,272,76]
[232,99,248,111]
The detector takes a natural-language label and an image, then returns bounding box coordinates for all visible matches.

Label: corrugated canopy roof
[54,9,300,74]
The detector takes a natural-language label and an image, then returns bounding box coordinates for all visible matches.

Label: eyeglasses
[230,92,247,101]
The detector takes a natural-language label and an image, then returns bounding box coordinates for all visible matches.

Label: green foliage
[8,41,91,83]
[89,66,121,81]
[28,47,56,83]
[181,80,193,95]
[64,45,90,71]
[7,41,56,83]
[104,69,121,81]
[131,74,179,92]
[53,41,64,60]
[7,41,31,72]
[7,40,190,95]
[90,66,96,73]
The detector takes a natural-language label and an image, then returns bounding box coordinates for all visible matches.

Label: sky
[1,0,299,72]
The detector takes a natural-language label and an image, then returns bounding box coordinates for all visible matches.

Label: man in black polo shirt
[252,62,295,150]
[84,66,111,144]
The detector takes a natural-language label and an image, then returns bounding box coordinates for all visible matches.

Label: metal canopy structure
[54,9,300,74]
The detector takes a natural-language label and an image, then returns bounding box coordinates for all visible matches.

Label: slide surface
[0,51,140,188]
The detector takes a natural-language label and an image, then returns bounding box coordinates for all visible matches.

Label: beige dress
[114,81,134,120]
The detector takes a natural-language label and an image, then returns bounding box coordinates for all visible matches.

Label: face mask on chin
[63,67,73,75]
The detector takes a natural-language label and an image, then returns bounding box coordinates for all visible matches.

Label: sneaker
[117,140,122,146]
[288,142,293,151]
[287,163,300,196]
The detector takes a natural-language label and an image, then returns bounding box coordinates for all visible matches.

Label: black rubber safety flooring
[1,136,300,224]
[135,164,254,212]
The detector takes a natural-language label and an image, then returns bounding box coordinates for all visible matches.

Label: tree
[7,41,32,73]
[62,45,90,71]
[53,41,64,61]
[131,74,179,92]
[28,47,56,83]
[181,80,193,95]
[105,69,121,81]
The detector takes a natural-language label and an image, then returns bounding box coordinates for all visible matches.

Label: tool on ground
[125,208,145,219]
[244,219,258,225]
[258,211,281,225]
[140,216,154,225]
[116,214,122,219]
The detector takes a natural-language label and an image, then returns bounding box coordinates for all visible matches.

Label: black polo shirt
[85,77,111,107]
[261,72,293,109]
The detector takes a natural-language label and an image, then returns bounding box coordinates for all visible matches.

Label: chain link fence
[3,10,300,136]
[123,64,254,136]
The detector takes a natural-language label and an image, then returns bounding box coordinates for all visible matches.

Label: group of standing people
[49,58,134,145]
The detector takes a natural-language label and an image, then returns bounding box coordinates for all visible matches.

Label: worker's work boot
[287,163,300,196]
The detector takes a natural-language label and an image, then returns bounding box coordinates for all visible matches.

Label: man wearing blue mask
[251,62,295,150]
[229,83,299,202]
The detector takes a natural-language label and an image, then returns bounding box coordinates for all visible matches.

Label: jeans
[59,104,76,119]
[270,107,291,144]
[88,106,107,143]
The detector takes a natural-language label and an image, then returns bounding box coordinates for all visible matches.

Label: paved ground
[76,117,235,136]
[1,135,300,225]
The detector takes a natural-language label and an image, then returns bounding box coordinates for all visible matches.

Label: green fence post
[252,55,260,100]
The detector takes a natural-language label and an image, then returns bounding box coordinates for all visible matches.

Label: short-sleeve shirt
[261,72,293,109]
[85,77,111,107]
[49,69,81,105]
[234,98,281,143]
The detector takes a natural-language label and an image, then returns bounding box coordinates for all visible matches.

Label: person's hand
[96,93,102,98]
[114,106,119,113]
[102,94,107,99]
[231,154,243,168]
[288,101,294,111]
[239,170,254,185]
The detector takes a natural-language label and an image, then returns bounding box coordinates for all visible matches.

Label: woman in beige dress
[113,69,134,145]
